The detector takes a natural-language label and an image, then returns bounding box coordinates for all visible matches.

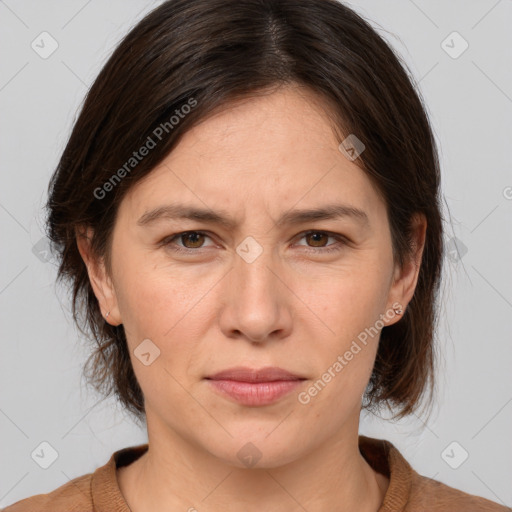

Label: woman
[4,0,509,510]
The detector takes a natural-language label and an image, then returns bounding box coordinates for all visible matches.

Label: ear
[76,226,122,326]
[384,213,427,326]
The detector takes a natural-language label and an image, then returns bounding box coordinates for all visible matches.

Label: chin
[198,427,308,470]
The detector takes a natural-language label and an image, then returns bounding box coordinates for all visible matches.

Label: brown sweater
[3,435,510,511]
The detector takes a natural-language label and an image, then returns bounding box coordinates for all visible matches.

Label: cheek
[113,252,213,340]
[296,260,390,341]
[297,307,380,422]
[291,263,388,403]
[114,267,206,404]
[112,256,220,395]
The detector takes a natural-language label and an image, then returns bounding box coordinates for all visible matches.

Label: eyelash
[159,230,348,255]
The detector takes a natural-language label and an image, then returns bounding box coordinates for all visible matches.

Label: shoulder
[358,435,511,512]
[1,472,93,512]
[2,444,148,512]
[408,472,511,511]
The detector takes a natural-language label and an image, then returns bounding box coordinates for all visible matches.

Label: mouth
[205,366,307,406]
[206,366,306,382]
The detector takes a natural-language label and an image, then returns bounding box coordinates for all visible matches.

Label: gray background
[1,0,511,508]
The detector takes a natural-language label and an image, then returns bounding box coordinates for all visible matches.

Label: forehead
[119,86,385,226]
[179,85,341,161]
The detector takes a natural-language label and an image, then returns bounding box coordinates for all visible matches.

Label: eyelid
[295,230,347,245]
[160,230,217,249]
[160,229,348,253]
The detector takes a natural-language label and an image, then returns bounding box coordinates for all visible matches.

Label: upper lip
[206,366,305,382]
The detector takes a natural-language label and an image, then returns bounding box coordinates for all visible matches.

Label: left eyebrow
[137,202,370,230]
[274,203,370,229]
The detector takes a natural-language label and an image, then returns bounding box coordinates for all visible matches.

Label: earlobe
[75,226,121,325]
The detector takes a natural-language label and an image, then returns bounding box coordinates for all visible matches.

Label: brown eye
[295,231,346,254]
[180,231,206,248]
[305,232,329,247]
[160,230,216,254]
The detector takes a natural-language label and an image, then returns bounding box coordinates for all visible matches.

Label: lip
[206,366,305,382]
[205,366,306,406]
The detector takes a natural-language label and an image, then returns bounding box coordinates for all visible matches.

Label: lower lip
[206,379,303,406]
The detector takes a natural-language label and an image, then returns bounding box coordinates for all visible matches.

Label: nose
[218,249,293,343]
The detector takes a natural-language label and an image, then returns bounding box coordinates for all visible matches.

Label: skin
[78,84,426,512]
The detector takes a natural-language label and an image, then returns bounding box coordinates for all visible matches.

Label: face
[81,85,424,468]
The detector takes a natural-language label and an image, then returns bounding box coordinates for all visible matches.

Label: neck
[118,412,387,512]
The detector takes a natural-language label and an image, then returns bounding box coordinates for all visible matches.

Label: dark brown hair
[46,0,443,423]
